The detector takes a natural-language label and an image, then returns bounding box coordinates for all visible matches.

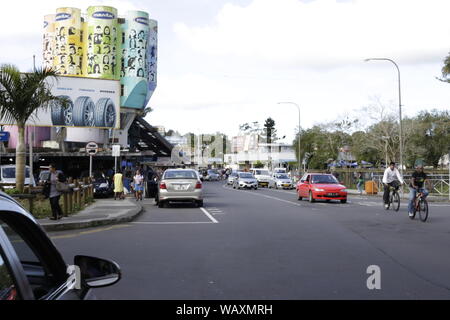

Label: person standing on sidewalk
[356,172,365,195]
[113,170,124,200]
[133,169,144,201]
[48,163,63,220]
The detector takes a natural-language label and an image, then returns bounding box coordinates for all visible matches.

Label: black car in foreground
[0,192,121,300]
[93,176,114,198]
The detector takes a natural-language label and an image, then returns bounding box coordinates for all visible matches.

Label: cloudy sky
[1,0,449,143]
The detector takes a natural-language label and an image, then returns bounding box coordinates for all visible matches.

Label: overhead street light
[364,58,404,175]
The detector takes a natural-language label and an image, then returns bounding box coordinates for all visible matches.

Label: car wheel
[197,200,204,207]
[51,95,73,126]
[73,96,95,126]
[340,199,347,204]
[94,98,116,128]
[309,191,315,203]
[297,194,303,201]
[158,200,164,208]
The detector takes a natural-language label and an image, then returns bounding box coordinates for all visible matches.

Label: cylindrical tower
[145,19,158,105]
[43,14,56,70]
[83,6,120,80]
[120,11,150,109]
[54,7,83,76]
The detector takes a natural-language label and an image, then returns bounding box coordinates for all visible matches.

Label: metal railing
[371,174,450,196]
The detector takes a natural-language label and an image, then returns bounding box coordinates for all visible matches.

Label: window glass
[2,167,30,179]
[0,250,19,300]
[0,221,57,299]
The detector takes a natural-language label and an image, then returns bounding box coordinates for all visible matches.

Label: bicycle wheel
[410,200,417,220]
[392,191,400,212]
[419,199,429,222]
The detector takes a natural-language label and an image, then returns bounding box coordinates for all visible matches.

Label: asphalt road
[48,181,450,299]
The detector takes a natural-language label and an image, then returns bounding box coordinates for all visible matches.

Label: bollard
[63,193,68,216]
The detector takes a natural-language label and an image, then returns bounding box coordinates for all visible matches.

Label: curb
[40,202,145,232]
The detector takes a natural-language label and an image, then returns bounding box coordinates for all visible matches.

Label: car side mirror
[74,255,121,288]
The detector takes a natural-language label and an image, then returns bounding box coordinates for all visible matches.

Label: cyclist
[382,162,405,209]
[408,164,429,217]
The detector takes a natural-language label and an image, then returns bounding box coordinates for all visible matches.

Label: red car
[296,173,347,203]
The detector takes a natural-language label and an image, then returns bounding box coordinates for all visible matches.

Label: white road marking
[223,184,303,207]
[200,207,219,223]
[132,221,214,225]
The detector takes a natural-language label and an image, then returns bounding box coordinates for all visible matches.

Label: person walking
[356,172,365,195]
[113,170,124,200]
[133,169,144,201]
[47,163,64,220]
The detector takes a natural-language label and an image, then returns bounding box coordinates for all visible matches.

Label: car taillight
[195,182,202,189]
[160,182,167,189]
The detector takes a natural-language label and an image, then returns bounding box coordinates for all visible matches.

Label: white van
[249,168,272,187]
[0,165,36,189]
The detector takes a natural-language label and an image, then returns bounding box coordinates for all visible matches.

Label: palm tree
[0,64,63,192]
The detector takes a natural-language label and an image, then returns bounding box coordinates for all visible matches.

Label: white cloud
[174,0,450,67]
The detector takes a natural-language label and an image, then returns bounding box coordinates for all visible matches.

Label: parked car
[249,168,271,188]
[233,172,258,190]
[0,191,121,300]
[205,169,220,181]
[269,173,294,189]
[92,176,113,198]
[0,165,36,189]
[227,172,238,185]
[156,169,203,208]
[145,170,159,198]
[296,173,347,203]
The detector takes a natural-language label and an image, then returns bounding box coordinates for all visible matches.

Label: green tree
[437,52,450,83]
[0,64,62,192]
[407,110,450,167]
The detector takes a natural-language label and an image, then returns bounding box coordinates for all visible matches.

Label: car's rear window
[164,171,197,179]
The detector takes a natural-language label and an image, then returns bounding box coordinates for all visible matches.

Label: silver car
[157,169,203,208]
[269,173,294,189]
[233,172,258,190]
[205,169,220,181]
[227,172,238,185]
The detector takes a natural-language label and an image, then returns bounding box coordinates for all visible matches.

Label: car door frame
[0,225,35,300]
[0,205,84,300]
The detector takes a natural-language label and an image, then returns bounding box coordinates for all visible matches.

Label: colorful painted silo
[83,6,120,80]
[120,11,150,109]
[43,14,56,70]
[54,7,83,76]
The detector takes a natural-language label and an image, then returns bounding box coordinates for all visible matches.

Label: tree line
[293,100,450,169]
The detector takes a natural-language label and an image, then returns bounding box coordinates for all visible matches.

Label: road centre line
[223,184,303,207]
[132,221,214,225]
[50,224,133,240]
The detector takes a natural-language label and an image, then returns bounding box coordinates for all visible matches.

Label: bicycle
[385,185,400,212]
[410,191,429,222]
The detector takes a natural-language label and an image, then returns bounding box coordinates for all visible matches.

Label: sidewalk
[38,198,144,232]
[347,189,449,202]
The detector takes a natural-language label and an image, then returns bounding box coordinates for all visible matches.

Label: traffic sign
[112,144,121,157]
[86,141,98,155]
[0,131,10,142]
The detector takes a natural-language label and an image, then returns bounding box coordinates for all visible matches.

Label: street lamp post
[365,58,404,175]
[278,102,302,176]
